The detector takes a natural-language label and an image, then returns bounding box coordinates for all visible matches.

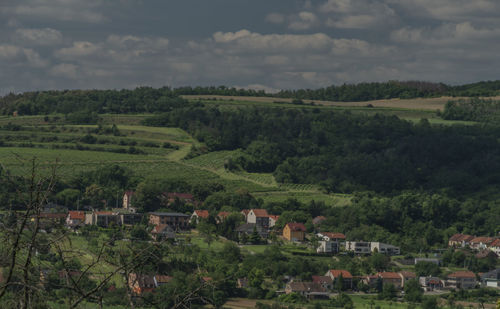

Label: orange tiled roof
[286,222,306,232]
[194,210,209,218]
[68,211,85,220]
[322,232,346,239]
[251,209,269,217]
[328,269,353,279]
[448,271,476,278]
[470,237,495,244]
[378,272,401,279]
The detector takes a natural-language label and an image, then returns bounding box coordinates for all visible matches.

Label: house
[325,269,353,289]
[469,237,495,250]
[66,211,85,228]
[155,275,173,287]
[128,273,171,295]
[237,278,249,288]
[216,211,231,223]
[489,239,500,255]
[85,211,120,227]
[318,232,346,242]
[283,223,306,242]
[312,216,326,225]
[285,282,329,299]
[448,234,475,247]
[480,268,500,289]
[247,209,269,229]
[149,212,190,231]
[475,249,498,259]
[151,224,176,241]
[190,210,209,224]
[419,276,444,291]
[120,213,143,226]
[371,242,400,255]
[345,241,371,254]
[268,215,279,227]
[240,209,250,221]
[378,272,403,289]
[235,223,269,239]
[398,271,417,288]
[446,271,476,289]
[361,275,379,288]
[122,191,135,212]
[312,275,333,290]
[317,240,339,254]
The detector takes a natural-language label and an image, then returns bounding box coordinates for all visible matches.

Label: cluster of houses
[449,234,500,256]
[283,268,500,299]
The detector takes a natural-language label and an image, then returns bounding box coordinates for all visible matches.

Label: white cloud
[14,28,63,45]
[2,0,107,23]
[55,41,100,59]
[288,11,319,30]
[391,22,500,45]
[388,0,500,20]
[0,44,47,67]
[320,0,396,29]
[265,13,285,24]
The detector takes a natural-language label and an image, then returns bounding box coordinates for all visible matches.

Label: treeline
[3,80,500,117]
[0,87,189,115]
[442,98,500,122]
[144,106,500,195]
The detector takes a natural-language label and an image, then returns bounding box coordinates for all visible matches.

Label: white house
[317,240,339,254]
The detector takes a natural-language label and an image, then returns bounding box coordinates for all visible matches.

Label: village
[21,190,500,302]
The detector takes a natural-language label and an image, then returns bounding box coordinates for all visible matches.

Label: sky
[1,0,500,94]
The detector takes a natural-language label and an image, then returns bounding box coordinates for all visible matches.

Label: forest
[144,106,500,195]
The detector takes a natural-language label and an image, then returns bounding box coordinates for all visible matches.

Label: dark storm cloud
[1,0,500,94]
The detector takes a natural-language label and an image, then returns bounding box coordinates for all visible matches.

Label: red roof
[449,234,475,242]
[448,271,476,279]
[268,215,279,221]
[251,209,269,217]
[286,222,306,232]
[68,211,85,220]
[194,210,209,219]
[328,270,353,279]
[490,239,500,247]
[378,272,401,279]
[217,211,230,218]
[322,232,346,239]
[241,209,250,216]
[470,237,495,245]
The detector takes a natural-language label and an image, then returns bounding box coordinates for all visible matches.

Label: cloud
[320,0,396,29]
[14,28,63,45]
[288,11,319,30]
[391,22,500,45]
[55,41,100,59]
[265,13,285,24]
[2,0,107,23]
[0,44,47,67]
[388,0,500,20]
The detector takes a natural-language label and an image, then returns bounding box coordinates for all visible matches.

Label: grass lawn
[240,245,269,254]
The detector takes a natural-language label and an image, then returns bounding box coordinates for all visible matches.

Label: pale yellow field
[183,95,500,111]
